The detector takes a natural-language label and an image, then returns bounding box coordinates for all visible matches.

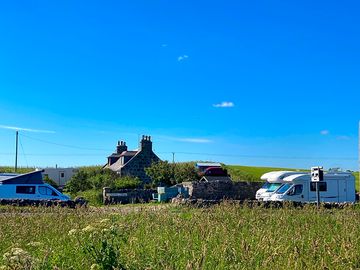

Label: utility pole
[172,152,175,164]
[15,131,19,172]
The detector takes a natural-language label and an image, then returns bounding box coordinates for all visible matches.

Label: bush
[65,167,141,194]
[145,161,200,187]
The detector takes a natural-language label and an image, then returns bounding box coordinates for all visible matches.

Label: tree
[145,161,200,187]
[145,161,174,186]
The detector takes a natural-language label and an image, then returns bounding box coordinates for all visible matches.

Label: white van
[0,171,70,201]
[267,171,356,203]
[256,171,307,200]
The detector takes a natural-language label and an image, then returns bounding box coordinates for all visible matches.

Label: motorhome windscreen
[275,183,292,194]
[266,183,282,192]
[261,182,271,189]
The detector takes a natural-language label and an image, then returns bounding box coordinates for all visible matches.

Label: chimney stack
[116,140,128,154]
[140,135,152,152]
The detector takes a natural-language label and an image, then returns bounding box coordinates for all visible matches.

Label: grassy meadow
[0,204,360,269]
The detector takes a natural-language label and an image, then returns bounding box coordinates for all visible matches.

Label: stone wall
[103,187,156,205]
[182,181,263,200]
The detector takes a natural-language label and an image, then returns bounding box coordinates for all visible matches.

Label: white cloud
[176,138,213,144]
[320,130,329,135]
[0,125,56,134]
[178,55,189,61]
[337,135,351,140]
[157,135,213,144]
[213,102,235,108]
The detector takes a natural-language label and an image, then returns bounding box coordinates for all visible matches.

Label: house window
[310,182,327,192]
[16,186,35,194]
[60,172,65,178]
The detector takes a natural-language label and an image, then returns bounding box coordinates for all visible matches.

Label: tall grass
[0,204,359,269]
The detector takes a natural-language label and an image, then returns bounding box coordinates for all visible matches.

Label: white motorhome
[267,171,356,203]
[256,171,307,200]
[0,170,70,201]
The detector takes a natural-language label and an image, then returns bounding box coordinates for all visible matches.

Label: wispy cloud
[320,130,330,135]
[213,101,235,108]
[157,135,213,144]
[161,44,168,47]
[178,55,189,61]
[0,125,56,134]
[176,138,213,144]
[337,135,351,140]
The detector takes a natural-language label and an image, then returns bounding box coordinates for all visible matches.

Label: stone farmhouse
[104,135,160,183]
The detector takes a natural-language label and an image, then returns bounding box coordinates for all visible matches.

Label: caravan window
[39,186,58,196]
[288,185,303,196]
[16,186,35,194]
[310,182,327,192]
[266,183,282,192]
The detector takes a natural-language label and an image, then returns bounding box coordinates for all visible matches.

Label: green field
[0,204,360,269]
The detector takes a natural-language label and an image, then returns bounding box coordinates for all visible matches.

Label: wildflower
[26,242,42,248]
[68,229,79,236]
[2,248,33,270]
[100,218,110,224]
[82,225,96,233]
[90,263,100,270]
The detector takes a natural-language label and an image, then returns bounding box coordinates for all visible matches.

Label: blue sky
[0,0,359,170]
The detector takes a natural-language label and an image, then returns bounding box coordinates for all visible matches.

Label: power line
[21,134,112,151]
[19,136,29,167]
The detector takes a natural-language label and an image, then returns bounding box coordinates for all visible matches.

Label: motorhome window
[16,186,35,194]
[276,183,292,194]
[261,182,271,189]
[287,185,303,196]
[266,183,282,192]
[310,182,327,192]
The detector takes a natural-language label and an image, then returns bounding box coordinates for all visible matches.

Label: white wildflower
[26,242,42,248]
[82,225,96,233]
[90,263,100,270]
[100,218,110,224]
[68,229,79,236]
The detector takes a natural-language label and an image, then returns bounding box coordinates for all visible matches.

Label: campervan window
[16,186,35,194]
[310,182,327,192]
[275,183,292,194]
[261,182,271,189]
[39,186,58,196]
[266,183,282,192]
[288,185,303,196]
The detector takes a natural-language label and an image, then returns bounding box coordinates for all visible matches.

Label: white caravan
[256,171,307,200]
[0,170,70,201]
[267,171,356,203]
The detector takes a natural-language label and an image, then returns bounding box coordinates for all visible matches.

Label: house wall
[121,151,160,184]
[42,168,78,186]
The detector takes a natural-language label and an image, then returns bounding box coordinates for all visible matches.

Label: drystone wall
[103,187,156,205]
[182,181,263,200]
